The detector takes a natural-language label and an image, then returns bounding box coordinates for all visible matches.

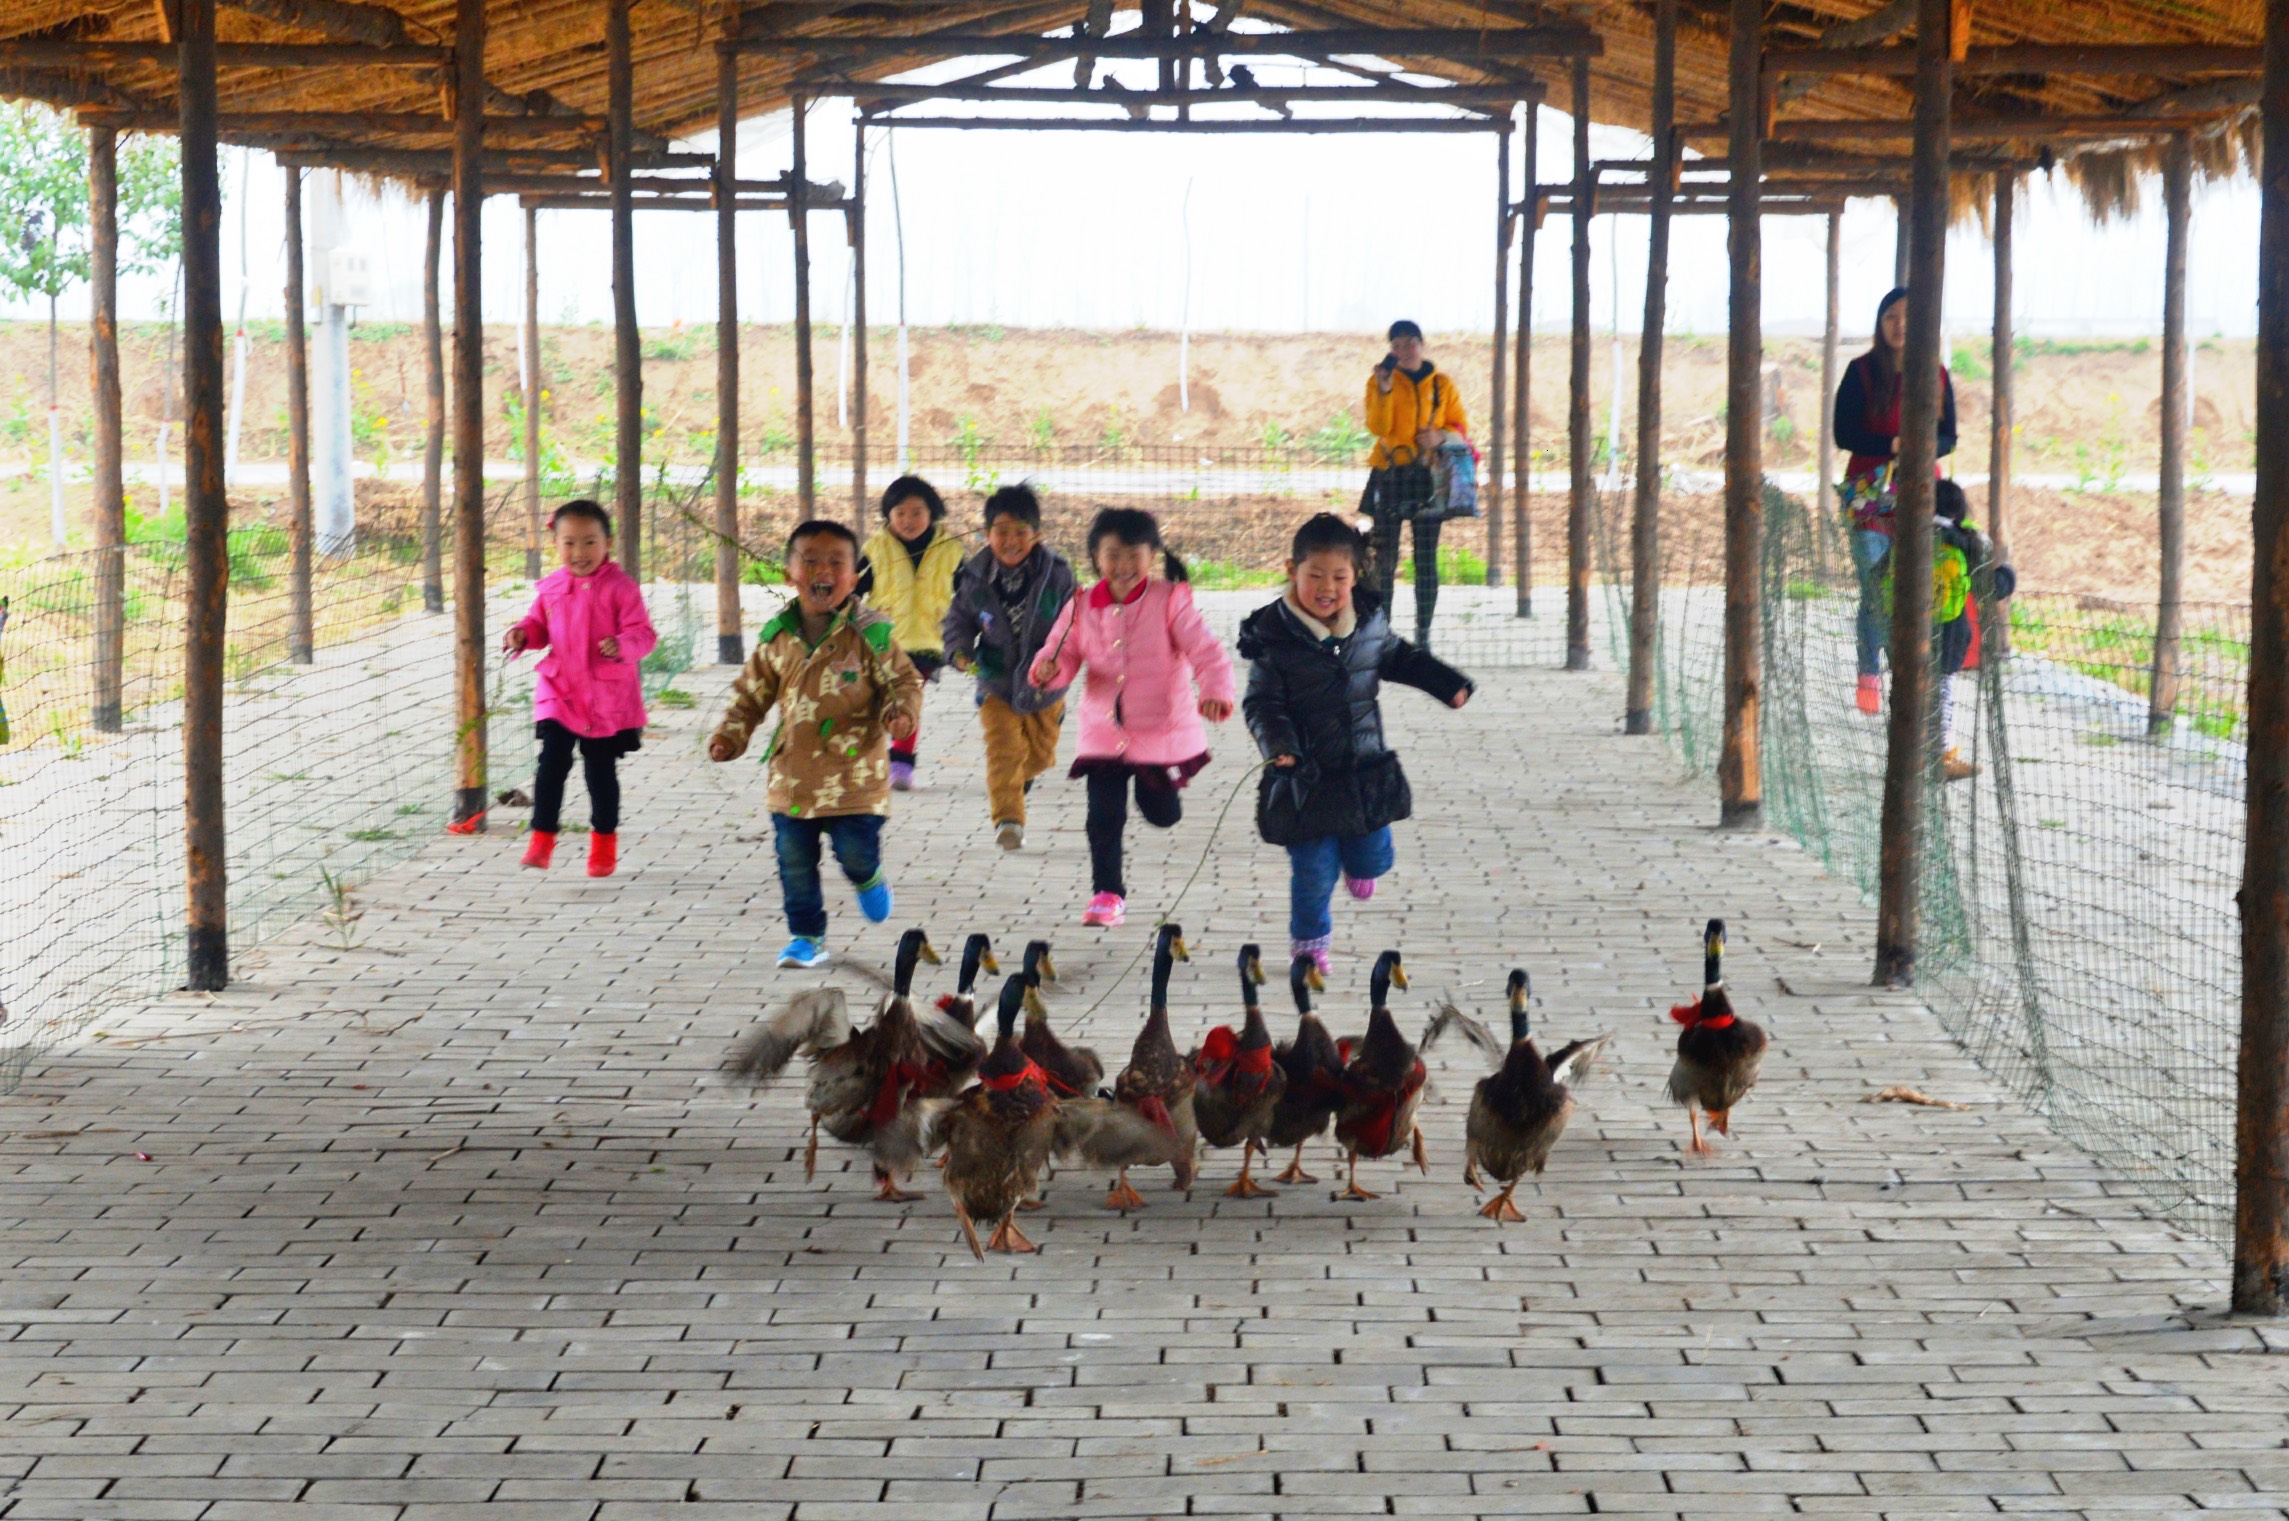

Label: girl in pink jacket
[502,500,659,877]
[1031,507,1236,927]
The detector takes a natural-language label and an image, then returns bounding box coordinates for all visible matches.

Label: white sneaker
[996,821,1024,851]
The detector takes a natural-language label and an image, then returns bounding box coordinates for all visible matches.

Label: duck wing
[1052,1097,1189,1172]
[870,1096,959,1176]
[721,987,850,1084]
[917,1010,990,1090]
[1419,1003,1506,1067]
[1545,1032,1615,1090]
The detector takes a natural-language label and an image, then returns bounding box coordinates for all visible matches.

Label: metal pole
[179,0,229,991]
[793,94,817,517]
[1819,208,1841,526]
[523,205,541,581]
[1987,174,2012,655]
[851,120,870,529]
[1514,104,1537,618]
[448,0,487,832]
[1873,0,1953,985]
[1719,0,1765,828]
[608,0,642,579]
[89,125,126,733]
[716,40,744,662]
[1625,0,1677,735]
[2236,0,2289,1320]
[1487,117,1512,587]
[284,167,313,664]
[421,185,445,614]
[2150,135,2191,734]
[1565,56,1593,671]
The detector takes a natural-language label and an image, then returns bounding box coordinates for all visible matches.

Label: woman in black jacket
[1238,514,1473,973]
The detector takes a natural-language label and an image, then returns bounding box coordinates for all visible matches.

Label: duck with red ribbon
[1665,919,1768,1157]
[1331,950,1430,1202]
[1191,944,1289,1200]
[1263,954,1341,1185]
[936,973,1062,1258]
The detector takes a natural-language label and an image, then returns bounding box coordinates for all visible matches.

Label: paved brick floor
[3,657,2285,1520]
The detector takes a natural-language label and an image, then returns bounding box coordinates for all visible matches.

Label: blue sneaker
[776,936,829,970]
[854,873,893,924]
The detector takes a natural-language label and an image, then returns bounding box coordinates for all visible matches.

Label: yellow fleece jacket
[1363,363,1469,469]
[861,525,966,657]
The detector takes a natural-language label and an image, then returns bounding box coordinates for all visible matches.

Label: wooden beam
[516,193,808,210]
[609,0,642,580]
[1565,53,1592,673]
[0,39,445,67]
[448,0,486,834]
[837,80,1523,106]
[1625,0,1676,736]
[269,146,708,174]
[793,95,817,517]
[79,110,606,137]
[1681,112,2237,141]
[1487,117,1512,590]
[284,166,313,664]
[1719,0,1763,830]
[1768,42,2262,77]
[421,185,445,616]
[716,36,743,664]
[1819,206,1841,543]
[2149,135,2191,735]
[750,24,1601,60]
[856,113,1504,133]
[851,120,870,531]
[90,125,127,734]
[1987,172,2012,657]
[1513,103,1535,619]
[225,0,406,48]
[523,205,541,582]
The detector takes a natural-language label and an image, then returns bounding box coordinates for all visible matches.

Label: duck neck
[959,939,987,994]
[893,936,924,996]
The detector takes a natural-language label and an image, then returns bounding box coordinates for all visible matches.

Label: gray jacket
[940,544,1078,715]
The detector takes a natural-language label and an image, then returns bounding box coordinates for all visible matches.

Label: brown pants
[979,695,1064,825]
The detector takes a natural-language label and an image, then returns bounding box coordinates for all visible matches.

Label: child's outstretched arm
[607,576,660,664]
[940,560,982,671]
[708,642,783,761]
[1027,589,1083,691]
[1241,657,1303,765]
[503,593,551,655]
[1380,637,1475,710]
[1165,582,1237,721]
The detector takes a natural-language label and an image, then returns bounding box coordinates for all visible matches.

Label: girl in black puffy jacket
[1237,513,1474,975]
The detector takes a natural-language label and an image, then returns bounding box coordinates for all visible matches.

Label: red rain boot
[587,832,618,878]
[521,830,557,869]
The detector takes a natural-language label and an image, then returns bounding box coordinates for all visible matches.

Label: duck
[1019,939,1103,1100]
[1425,968,1612,1222]
[1667,918,1767,1156]
[934,933,1000,1029]
[1191,944,1288,1199]
[937,973,1063,1258]
[1102,923,1200,1208]
[1331,949,1429,1202]
[719,926,942,1199]
[1263,953,1340,1184]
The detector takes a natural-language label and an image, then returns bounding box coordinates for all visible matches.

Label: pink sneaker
[1082,892,1126,928]
[1342,873,1376,901]
[1855,674,1882,714]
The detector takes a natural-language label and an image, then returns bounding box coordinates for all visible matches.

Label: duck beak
[1390,963,1410,991]
[1171,935,1191,962]
[920,940,943,965]
[1023,985,1048,1017]
[1306,965,1326,992]
[982,951,1001,975]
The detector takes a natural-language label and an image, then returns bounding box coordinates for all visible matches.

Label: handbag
[1425,440,1480,521]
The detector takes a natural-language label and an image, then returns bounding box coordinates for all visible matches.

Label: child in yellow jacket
[859,474,966,791]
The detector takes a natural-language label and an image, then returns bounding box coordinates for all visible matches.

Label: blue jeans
[1851,528,1891,678]
[772,812,884,939]
[1286,827,1396,942]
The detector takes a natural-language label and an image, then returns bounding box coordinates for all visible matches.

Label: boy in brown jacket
[709,519,924,969]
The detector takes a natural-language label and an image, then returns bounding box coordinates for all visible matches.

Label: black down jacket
[1237,590,1474,846]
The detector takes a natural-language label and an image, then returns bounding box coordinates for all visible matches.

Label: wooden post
[2236,0,2289,1320]
[89,125,126,733]
[1565,55,1593,671]
[792,94,817,517]
[1624,0,1677,735]
[1893,194,1910,285]
[2150,136,2192,734]
[851,119,870,529]
[1819,208,1841,520]
[523,205,541,581]
[608,0,642,579]
[448,0,486,832]
[1719,0,1765,828]
[716,40,743,662]
[1988,173,2013,655]
[179,0,229,991]
[284,167,313,664]
[421,185,445,614]
[1513,104,1536,618]
[1487,117,1512,588]
[1873,0,1952,985]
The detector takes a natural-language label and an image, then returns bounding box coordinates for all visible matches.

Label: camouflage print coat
[710,598,925,818]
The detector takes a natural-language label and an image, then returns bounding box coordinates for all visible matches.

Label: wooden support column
[89,125,126,733]
[179,0,229,991]
[1819,209,1841,516]
[1873,0,1953,985]
[1564,55,1592,671]
[1988,173,2013,655]
[2150,136,2192,733]
[715,41,743,661]
[851,121,869,529]
[1625,0,1677,734]
[1513,104,1537,618]
[1893,194,1910,285]
[1719,0,1765,828]
[284,167,313,663]
[523,206,541,580]
[608,0,642,578]
[421,185,445,614]
[1487,117,1512,588]
[792,94,817,516]
[448,0,487,831]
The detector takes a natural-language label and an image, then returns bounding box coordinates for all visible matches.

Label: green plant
[47,709,83,759]
[317,863,362,951]
[1947,341,1990,381]
[643,329,702,362]
[1305,410,1371,464]
[1098,411,1131,453]
[950,414,998,492]
[1258,421,1295,452]
[654,687,697,709]
[1026,408,1057,450]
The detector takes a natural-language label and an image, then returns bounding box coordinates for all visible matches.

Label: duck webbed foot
[1272,1143,1317,1186]
[1477,1183,1526,1223]
[872,1169,924,1203]
[1102,1170,1148,1211]
[1334,1152,1380,1203]
[985,1214,1041,1254]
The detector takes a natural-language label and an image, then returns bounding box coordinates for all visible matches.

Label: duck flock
[724,920,1767,1259]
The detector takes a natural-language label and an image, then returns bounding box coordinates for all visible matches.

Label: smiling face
[787,531,858,618]
[986,512,1039,568]
[1387,333,1426,370]
[554,513,610,576]
[886,494,934,543]
[1290,546,1357,624]
[1879,299,1908,352]
[1094,536,1155,596]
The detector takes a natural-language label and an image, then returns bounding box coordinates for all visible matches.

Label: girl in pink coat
[1031,507,1236,927]
[502,500,659,877]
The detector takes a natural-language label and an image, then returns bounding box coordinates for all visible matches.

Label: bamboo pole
[793,94,817,517]
[284,167,313,663]
[2150,136,2191,734]
[1872,0,1952,986]
[1513,105,1536,618]
[448,0,486,832]
[1819,209,1840,521]
[180,0,229,991]
[1487,118,1511,588]
[1988,173,2013,655]
[609,0,642,579]
[89,125,125,734]
[523,205,540,580]
[1565,54,1592,671]
[1625,0,1676,734]
[851,120,870,529]
[716,41,743,662]
[1719,0,1764,828]
[421,185,445,614]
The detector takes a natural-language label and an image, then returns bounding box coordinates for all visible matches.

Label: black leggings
[532,720,623,835]
[1085,768,1183,898]
[1365,471,1445,644]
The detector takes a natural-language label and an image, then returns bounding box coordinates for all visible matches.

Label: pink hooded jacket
[513,560,658,738]
[1030,577,1236,769]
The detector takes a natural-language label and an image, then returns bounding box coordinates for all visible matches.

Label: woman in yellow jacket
[1362,319,1469,648]
[860,475,967,790]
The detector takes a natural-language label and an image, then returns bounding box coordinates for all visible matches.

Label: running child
[502,498,658,878]
[941,483,1078,851]
[708,519,924,969]
[1029,507,1235,929]
[1237,512,1472,973]
[859,474,965,791]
